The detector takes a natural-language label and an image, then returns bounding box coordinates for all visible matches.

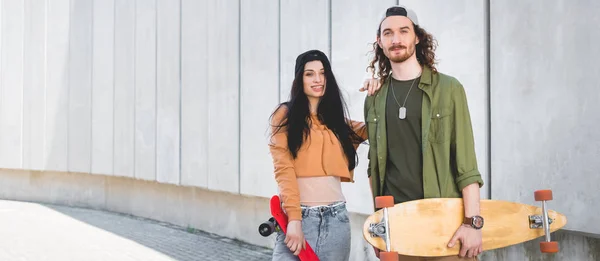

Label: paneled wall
[239,0,279,196]
[0,0,252,194]
[1,0,598,237]
[0,0,490,216]
[490,0,600,236]
[1,1,24,170]
[0,0,507,214]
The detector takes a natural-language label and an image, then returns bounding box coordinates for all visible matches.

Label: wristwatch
[463,215,484,229]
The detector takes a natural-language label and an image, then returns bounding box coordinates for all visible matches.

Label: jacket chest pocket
[365,110,379,161]
[428,108,453,143]
[366,110,379,139]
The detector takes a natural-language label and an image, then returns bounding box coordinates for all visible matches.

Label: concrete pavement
[0,200,273,261]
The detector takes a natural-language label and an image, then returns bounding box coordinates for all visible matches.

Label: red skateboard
[258,195,320,261]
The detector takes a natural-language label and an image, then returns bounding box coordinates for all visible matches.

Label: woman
[268,49,379,260]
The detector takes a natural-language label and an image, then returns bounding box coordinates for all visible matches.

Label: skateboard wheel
[375,196,395,209]
[540,241,559,253]
[535,190,553,201]
[258,217,276,237]
[379,251,399,261]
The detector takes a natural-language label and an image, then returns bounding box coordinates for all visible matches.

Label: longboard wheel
[534,190,553,201]
[375,196,395,209]
[379,251,398,261]
[540,241,559,253]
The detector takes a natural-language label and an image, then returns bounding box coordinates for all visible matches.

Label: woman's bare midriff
[297,176,346,207]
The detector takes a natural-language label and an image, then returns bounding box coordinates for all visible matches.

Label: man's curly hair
[368,24,438,83]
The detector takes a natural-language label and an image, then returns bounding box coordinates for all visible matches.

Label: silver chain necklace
[390,74,420,119]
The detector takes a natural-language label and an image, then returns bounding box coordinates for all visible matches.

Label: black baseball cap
[380,5,419,26]
[294,50,331,75]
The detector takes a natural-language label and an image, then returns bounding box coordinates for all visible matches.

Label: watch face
[473,216,484,229]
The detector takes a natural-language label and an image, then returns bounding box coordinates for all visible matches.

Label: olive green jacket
[364,66,483,205]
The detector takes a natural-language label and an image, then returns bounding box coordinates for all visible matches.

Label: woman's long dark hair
[270,53,363,171]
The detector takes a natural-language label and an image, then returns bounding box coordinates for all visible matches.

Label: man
[361,5,484,261]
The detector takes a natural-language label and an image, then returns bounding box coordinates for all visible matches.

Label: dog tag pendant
[399,107,407,119]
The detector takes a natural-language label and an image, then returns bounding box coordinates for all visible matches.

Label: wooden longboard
[363,198,567,257]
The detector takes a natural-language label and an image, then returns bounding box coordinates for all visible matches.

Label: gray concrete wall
[0,0,492,215]
[490,0,600,236]
[1,0,600,260]
[0,0,494,216]
[0,0,488,213]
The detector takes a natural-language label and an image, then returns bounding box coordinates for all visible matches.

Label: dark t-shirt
[384,76,424,204]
